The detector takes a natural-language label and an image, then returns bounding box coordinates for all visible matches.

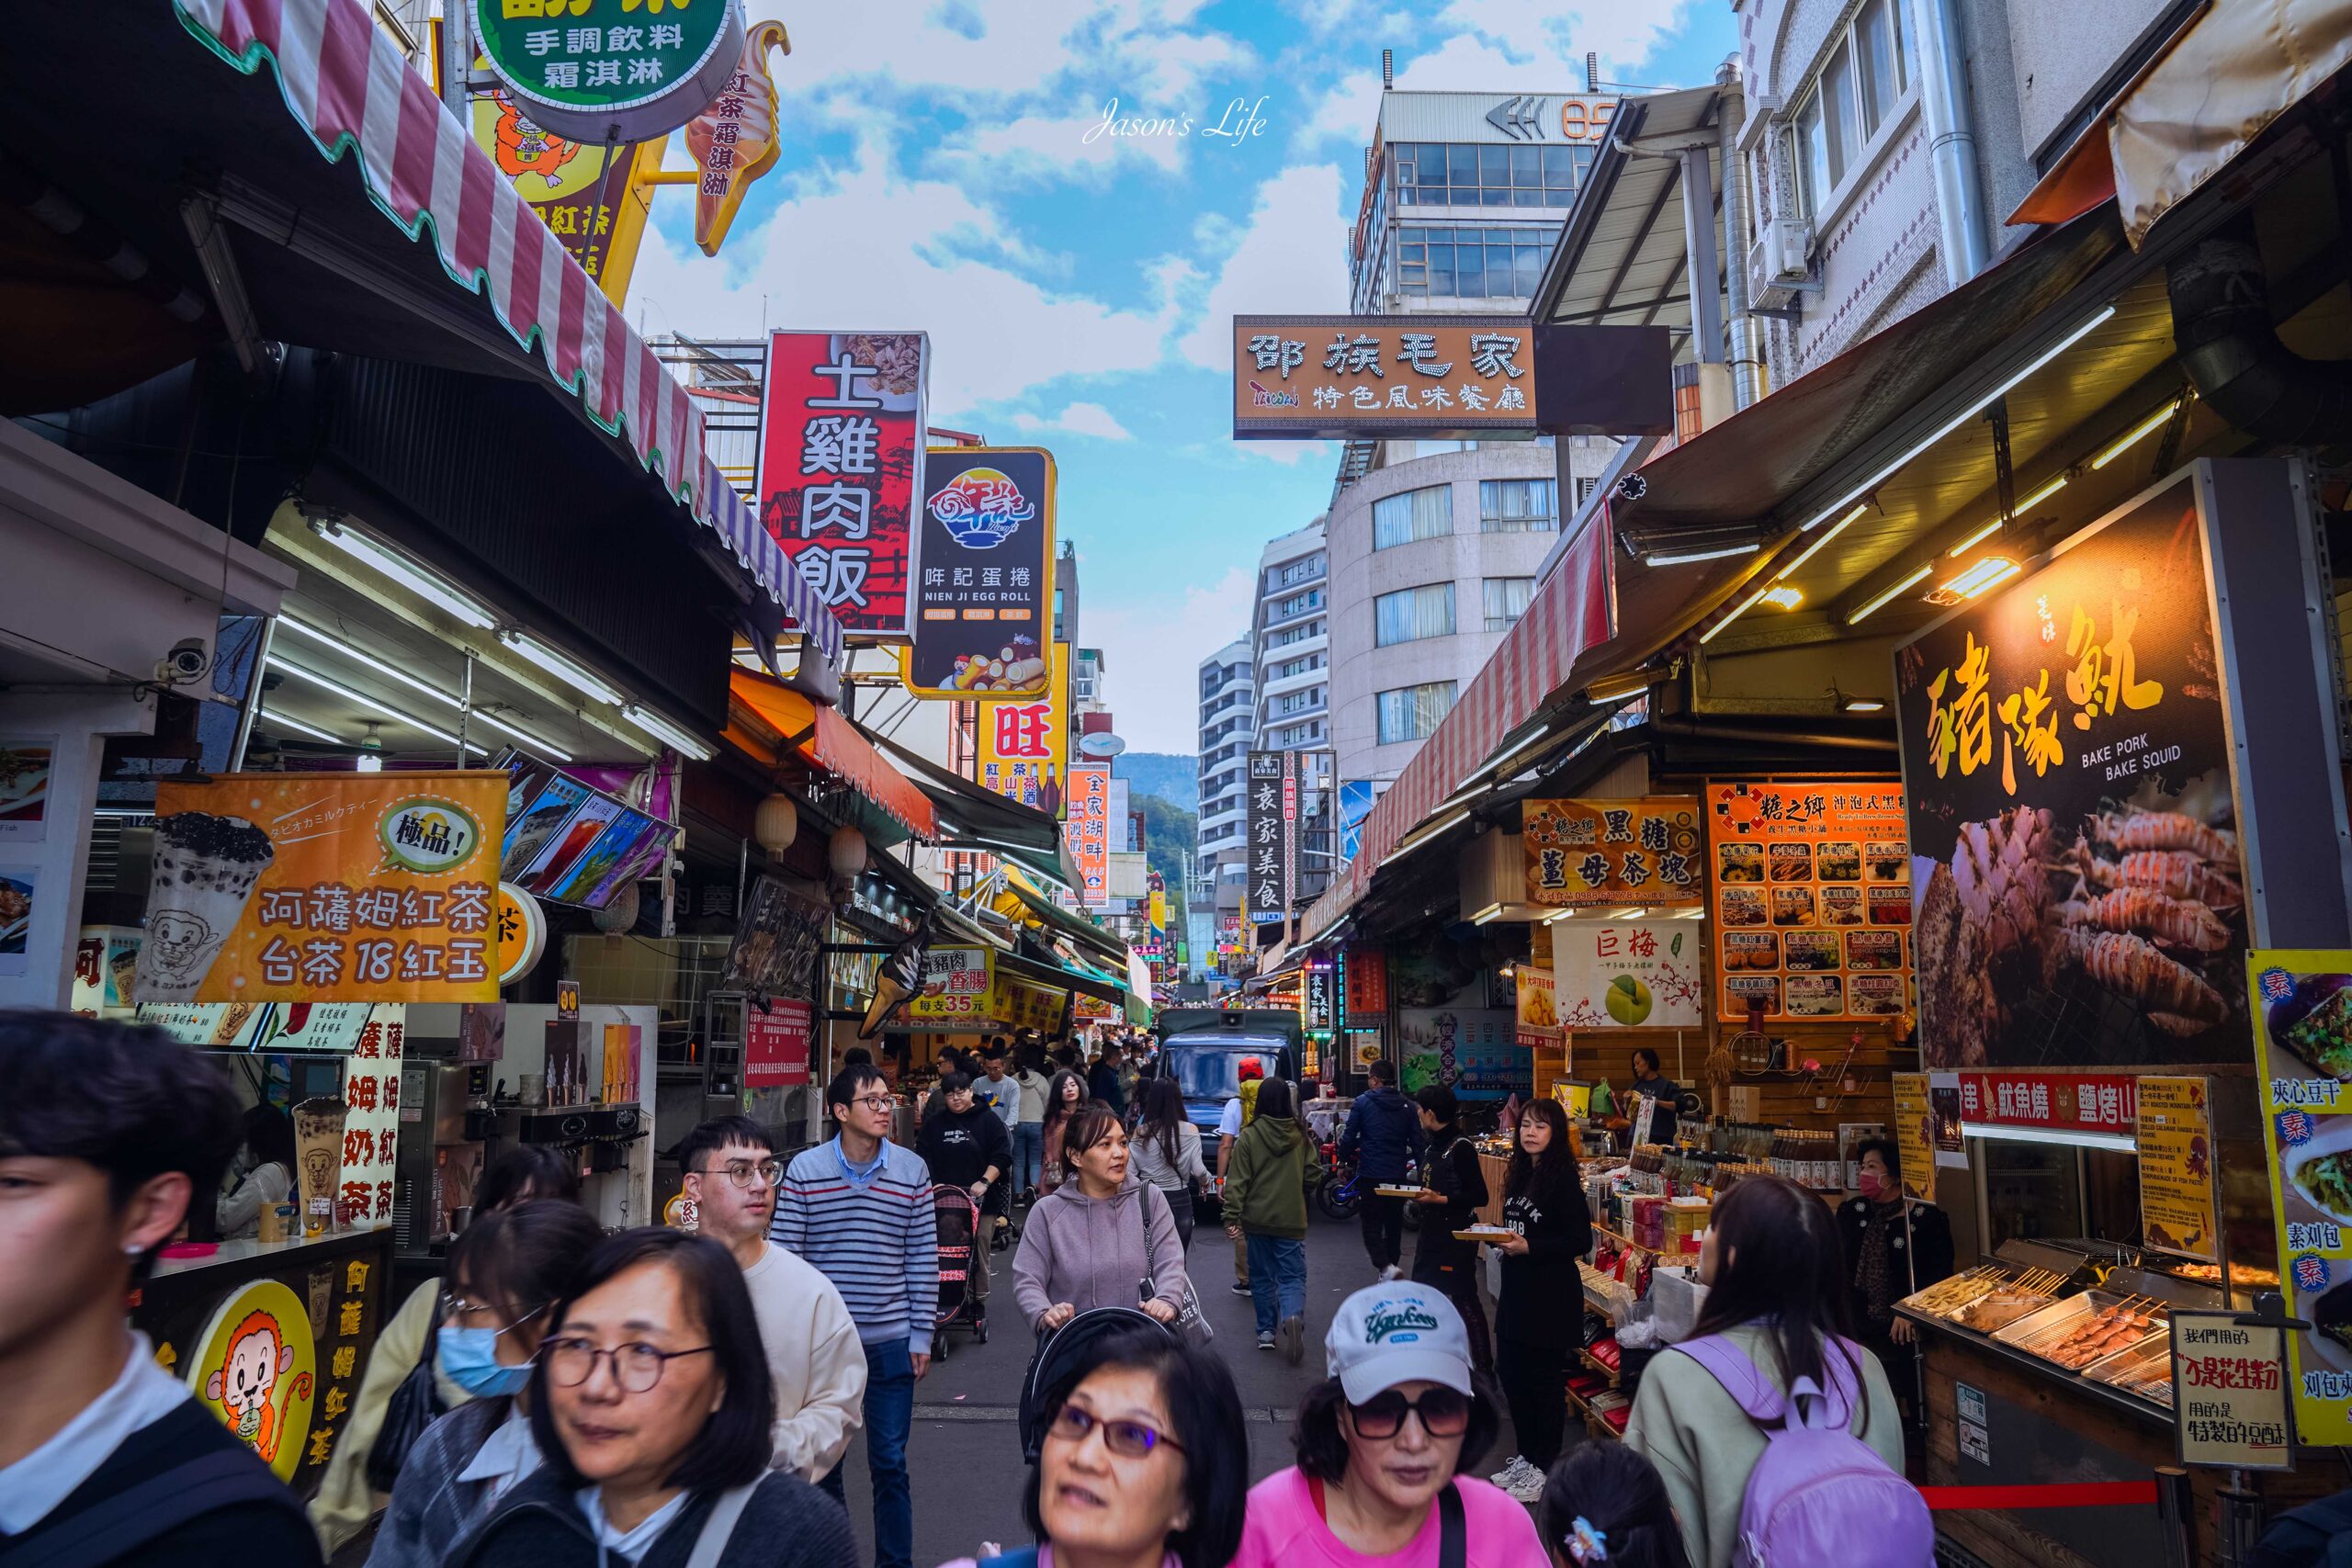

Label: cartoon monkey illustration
[205,1310,310,1465]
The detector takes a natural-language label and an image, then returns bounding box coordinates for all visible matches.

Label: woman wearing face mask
[452,1228,854,1568]
[367,1201,605,1568]
[1834,1137,1952,1424]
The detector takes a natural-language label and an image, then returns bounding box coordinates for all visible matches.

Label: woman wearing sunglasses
[451,1228,854,1568]
[1234,1281,1547,1568]
[367,1201,603,1568]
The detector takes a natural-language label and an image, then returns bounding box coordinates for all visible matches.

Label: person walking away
[1011,1050,1052,1201]
[933,1320,1247,1568]
[1487,1099,1593,1498]
[367,1201,604,1568]
[1836,1136,1953,1445]
[1340,1058,1425,1281]
[775,1065,936,1568]
[1114,1042,1143,1121]
[916,1073,1013,1320]
[1231,1280,1546,1568]
[1215,1056,1265,1296]
[1537,1443,1693,1568]
[1223,1077,1315,1362]
[1012,1105,1188,1333]
[1628,1048,1681,1146]
[1625,1174,1928,1568]
[0,1012,321,1566]
[1409,1085,1493,1375]
[1037,1069,1088,1198]
[216,1101,298,1239]
[312,1144,582,1553]
[1129,1077,1208,1247]
[450,1230,855,1568]
[679,1115,866,1481]
[1088,1049,1125,1117]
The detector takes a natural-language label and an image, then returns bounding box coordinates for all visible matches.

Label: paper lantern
[829,825,867,880]
[754,794,798,854]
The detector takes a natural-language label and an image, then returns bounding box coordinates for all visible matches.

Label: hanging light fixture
[754,794,799,854]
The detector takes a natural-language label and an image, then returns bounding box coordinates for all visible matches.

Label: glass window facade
[1372,485,1453,549]
[1483,576,1535,631]
[1394,142,1591,208]
[1396,226,1559,299]
[1374,582,1456,648]
[1478,479,1556,533]
[1377,681,1458,745]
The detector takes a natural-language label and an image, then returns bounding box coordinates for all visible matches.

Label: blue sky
[627,0,1736,752]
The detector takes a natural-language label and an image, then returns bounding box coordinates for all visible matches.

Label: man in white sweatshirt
[678,1114,866,1481]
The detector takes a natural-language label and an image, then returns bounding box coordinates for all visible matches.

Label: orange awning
[728,671,935,839]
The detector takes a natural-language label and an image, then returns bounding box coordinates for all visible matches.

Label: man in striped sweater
[774,1063,934,1568]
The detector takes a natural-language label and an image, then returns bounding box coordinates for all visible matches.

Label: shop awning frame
[727,671,934,840]
[999,871,1130,969]
[867,729,1088,893]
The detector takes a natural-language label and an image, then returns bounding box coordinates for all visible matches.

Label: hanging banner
[2137,1076,2219,1262]
[2171,1313,2294,1469]
[717,876,827,999]
[2249,950,2352,1445]
[756,330,930,638]
[898,946,1065,1032]
[1959,1070,2139,1135]
[1247,751,1295,927]
[1893,1072,1934,1201]
[134,774,506,1005]
[743,998,813,1088]
[1549,919,1705,1030]
[1344,945,1388,1023]
[1521,798,1702,910]
[975,640,1070,818]
[1514,964,1559,1049]
[1707,781,1910,1022]
[903,447,1056,697]
[1066,764,1112,907]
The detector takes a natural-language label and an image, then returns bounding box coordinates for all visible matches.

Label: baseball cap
[1325,1281,1475,1403]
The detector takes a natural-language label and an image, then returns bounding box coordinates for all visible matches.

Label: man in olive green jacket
[1222,1078,1317,1363]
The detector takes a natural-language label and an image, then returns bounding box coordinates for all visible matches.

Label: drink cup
[134,813,276,1002]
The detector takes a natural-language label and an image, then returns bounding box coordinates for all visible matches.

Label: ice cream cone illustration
[685,20,790,256]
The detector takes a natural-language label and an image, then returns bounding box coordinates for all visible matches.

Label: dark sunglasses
[1046,1403,1183,1459]
[1348,1385,1472,1439]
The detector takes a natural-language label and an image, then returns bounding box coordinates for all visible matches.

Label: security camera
[157,637,211,684]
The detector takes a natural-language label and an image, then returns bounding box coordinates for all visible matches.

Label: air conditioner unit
[1748,217,1815,310]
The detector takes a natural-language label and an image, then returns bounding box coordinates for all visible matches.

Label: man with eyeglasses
[774,1066,935,1568]
[676,1115,865,1485]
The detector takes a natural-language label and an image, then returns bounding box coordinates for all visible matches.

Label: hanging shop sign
[1899,471,2249,1068]
[1344,944,1388,1023]
[899,946,1067,1032]
[469,93,661,298]
[1400,1006,1521,1100]
[1246,751,1295,927]
[134,774,505,1005]
[1304,962,1336,1033]
[498,764,672,911]
[496,883,547,986]
[1065,764,1111,907]
[2249,950,2352,1445]
[1514,964,1559,1049]
[2171,1313,2294,1470]
[903,447,1056,697]
[1521,797,1702,910]
[2137,1076,2220,1262]
[1958,1071,2139,1136]
[744,998,813,1087]
[187,1277,317,1483]
[1229,317,1672,440]
[472,0,747,145]
[684,20,791,255]
[1893,1072,1934,1201]
[718,876,826,999]
[1549,920,1704,1031]
[974,640,1070,818]
[756,330,930,638]
[1706,782,1910,1024]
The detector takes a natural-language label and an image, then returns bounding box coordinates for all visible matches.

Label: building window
[1394,142,1591,209]
[1483,577,1535,631]
[1574,476,1599,510]
[1373,484,1453,549]
[1377,681,1458,745]
[1275,684,1325,716]
[1395,226,1561,299]
[1479,479,1556,533]
[1374,582,1456,648]
[1273,588,1322,619]
[1272,553,1325,589]
[1792,0,1913,215]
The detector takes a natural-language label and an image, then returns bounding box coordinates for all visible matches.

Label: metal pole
[1913,0,1989,285]
[228,615,277,773]
[1678,144,1725,364]
[2154,1467,2198,1568]
[1714,59,1761,409]
[457,649,474,765]
[437,0,470,113]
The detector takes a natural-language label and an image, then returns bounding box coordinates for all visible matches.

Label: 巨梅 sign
[473,0,748,144]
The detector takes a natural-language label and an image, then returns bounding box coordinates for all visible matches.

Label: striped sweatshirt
[773,1136,936,1346]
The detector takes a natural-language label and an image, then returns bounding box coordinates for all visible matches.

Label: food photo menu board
[1707,781,1911,1022]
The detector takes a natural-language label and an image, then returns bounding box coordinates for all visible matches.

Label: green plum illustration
[1605,974,1654,1025]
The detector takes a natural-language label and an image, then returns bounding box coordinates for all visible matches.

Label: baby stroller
[932,1181,988,1359]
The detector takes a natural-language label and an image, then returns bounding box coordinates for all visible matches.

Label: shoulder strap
[1672,1335,1787,1423]
[11,1449,304,1568]
[1438,1481,1466,1568]
[684,1480,763,1568]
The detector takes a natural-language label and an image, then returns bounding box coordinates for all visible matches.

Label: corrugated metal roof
[1533,85,1724,352]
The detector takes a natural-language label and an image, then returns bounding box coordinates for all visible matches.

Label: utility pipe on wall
[1914,0,1989,285]
[1715,58,1762,410]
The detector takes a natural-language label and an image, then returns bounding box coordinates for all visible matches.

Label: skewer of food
[2029,1299,2167,1370]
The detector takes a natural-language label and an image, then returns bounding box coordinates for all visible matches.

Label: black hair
[1856,1134,1901,1176]
[240,1101,299,1172]
[1064,1101,1125,1162]
[1414,1083,1459,1124]
[1538,1442,1693,1568]
[1254,1076,1303,1128]
[842,1045,875,1067]
[1368,1058,1396,1085]
[477,1145,582,1213]
[1042,1069,1087,1132]
[674,1114,775,1174]
[982,1041,1007,1061]
[1023,1325,1247,1568]
[1689,1175,1869,1437]
[448,1201,605,1325]
[1138,1077,1187,1170]
[1507,1099,1579,1203]
[1293,1376,1500,1483]
[1632,1046,1662,1077]
[940,1070,975,1096]
[827,1062,889,1119]
[530,1228,775,1493]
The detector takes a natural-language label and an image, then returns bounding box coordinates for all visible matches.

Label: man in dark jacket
[916,1073,1013,1316]
[1338,1058,1427,1280]
[1410,1083,1493,1375]
[1087,1049,1125,1114]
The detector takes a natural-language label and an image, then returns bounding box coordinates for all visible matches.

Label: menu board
[1399,1007,1520,1100]
[1893,1072,1933,1201]
[1707,781,1909,1023]
[499,759,676,911]
[2137,1076,2218,1262]
[1520,797,1703,909]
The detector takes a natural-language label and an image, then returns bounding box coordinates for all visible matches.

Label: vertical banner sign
[1548,920,1705,1029]
[1282,752,1298,933]
[1514,965,1560,1050]
[975,641,1070,818]
[135,774,506,1005]
[2171,1313,2294,1469]
[2249,950,2352,1445]
[1066,764,1113,907]
[756,331,930,638]
[905,447,1056,696]
[1304,962,1336,1033]
[1246,752,1287,927]
[1893,1073,1934,1201]
[1344,945,1388,1024]
[683,20,792,255]
[743,998,814,1088]
[2137,1076,2219,1261]
[1521,798,1703,909]
[469,95,659,296]
[1707,782,1910,1022]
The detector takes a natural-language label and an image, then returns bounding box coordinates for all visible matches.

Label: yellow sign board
[1893,1072,1933,1201]
[2137,1076,2217,1261]
[975,641,1069,820]
[187,1278,316,1482]
[902,945,1068,1032]
[2250,950,2352,1444]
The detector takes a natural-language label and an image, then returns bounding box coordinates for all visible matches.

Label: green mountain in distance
[1113,751,1197,816]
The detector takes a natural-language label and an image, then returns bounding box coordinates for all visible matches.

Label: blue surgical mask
[438,1325,534,1398]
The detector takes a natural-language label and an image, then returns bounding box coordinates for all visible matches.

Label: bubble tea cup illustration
[135,812,276,1002]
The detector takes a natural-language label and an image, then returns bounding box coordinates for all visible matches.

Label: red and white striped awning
[1295,513,1615,943]
[175,0,844,663]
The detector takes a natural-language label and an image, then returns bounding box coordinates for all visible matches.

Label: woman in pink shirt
[1233,1282,1550,1568]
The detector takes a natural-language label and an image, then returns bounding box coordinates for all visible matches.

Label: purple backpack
[1674,1334,1934,1568]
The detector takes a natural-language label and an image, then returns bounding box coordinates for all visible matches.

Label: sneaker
[1489,1455,1538,1488]
[1508,1472,1548,1504]
[1257,1331,1277,1350]
[1279,1314,1306,1366]
[1230,1280,1252,1297]
[1378,1263,1402,1282]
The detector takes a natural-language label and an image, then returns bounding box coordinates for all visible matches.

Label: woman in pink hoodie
[1012,1105,1190,1333]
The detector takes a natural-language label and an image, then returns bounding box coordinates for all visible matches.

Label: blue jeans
[820,1337,915,1568]
[1014,1122,1044,1190]
[1245,1234,1306,1337]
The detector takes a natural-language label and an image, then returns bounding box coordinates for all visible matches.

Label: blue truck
[1152,1007,1301,1132]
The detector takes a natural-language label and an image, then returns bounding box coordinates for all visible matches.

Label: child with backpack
[1624,1175,1933,1568]
[1538,1443,1693,1568]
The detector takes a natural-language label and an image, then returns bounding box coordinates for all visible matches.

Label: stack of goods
[1587,1388,1632,1434]
[1587,1336,1623,1375]
[1768,1131,1847,1191]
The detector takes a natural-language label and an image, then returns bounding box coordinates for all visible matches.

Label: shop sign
[1707,782,1909,1023]
[0,736,53,842]
[1514,964,1559,1049]
[743,998,812,1087]
[2137,1076,2219,1261]
[1229,317,1672,440]
[1893,1072,1934,1201]
[903,447,1056,697]
[1304,962,1335,1033]
[339,1009,403,1226]
[472,0,747,144]
[906,946,993,1025]
[2171,1314,2294,1470]
[683,20,791,255]
[72,923,141,1016]
[1899,472,2248,1068]
[187,1277,318,1481]
[469,93,657,295]
[1521,797,1702,910]
[756,330,930,639]
[502,763,677,911]
[976,640,1070,818]
[1549,920,1704,1031]
[1958,1070,2138,1134]
[497,883,546,986]
[1066,765,1112,908]
[1246,751,1293,925]
[1400,1007,1520,1100]
[135,773,506,1005]
[718,875,827,999]
[1344,945,1388,1023]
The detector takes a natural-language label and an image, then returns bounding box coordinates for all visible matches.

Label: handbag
[1138,1183,1214,1348]
[365,1290,447,1492]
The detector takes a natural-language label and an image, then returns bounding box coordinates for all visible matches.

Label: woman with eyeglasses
[1036,1070,1088,1197]
[366,1201,603,1568]
[451,1228,854,1568]
[1233,1281,1546,1568]
[939,1319,1246,1568]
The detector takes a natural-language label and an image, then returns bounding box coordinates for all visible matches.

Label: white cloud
[1175,164,1353,372]
[1010,401,1136,440]
[1440,0,1702,78]
[942,107,1189,186]
[1087,566,1257,750]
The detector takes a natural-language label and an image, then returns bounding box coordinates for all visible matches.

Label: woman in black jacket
[1489,1098,1592,1483]
[1836,1135,1954,1425]
[1410,1084,1493,1374]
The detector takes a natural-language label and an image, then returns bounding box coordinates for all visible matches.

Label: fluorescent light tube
[501,631,624,706]
[266,658,485,753]
[623,706,715,761]
[1848,563,1935,625]
[1775,504,1869,580]
[1644,542,1760,567]
[259,706,345,744]
[1940,557,2022,599]
[1946,517,2004,558]
[2093,400,2181,470]
[1700,586,1770,644]
[312,521,496,627]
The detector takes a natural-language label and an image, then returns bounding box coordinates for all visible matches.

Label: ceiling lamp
[1847,564,1935,625]
[1939,557,2021,600]
[500,630,624,706]
[1759,585,1804,610]
[623,706,715,761]
[310,518,496,626]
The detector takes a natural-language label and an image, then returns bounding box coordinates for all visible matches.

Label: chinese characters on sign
[682,20,791,255]
[1343,945,1388,1024]
[1893,1073,1934,1201]
[1958,1071,2139,1134]
[2137,1076,2219,1262]
[1303,963,1335,1033]
[975,641,1070,818]
[1246,752,1294,928]
[2170,1314,2294,1470]
[469,94,655,294]
[472,0,745,144]
[905,447,1056,696]
[743,998,813,1088]
[1707,781,1910,1023]
[1521,798,1702,910]
[1549,921,1704,1031]
[2249,951,2352,1446]
[756,331,929,637]
[1065,765,1112,908]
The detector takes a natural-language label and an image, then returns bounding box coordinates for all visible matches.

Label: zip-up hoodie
[1010,1173,1187,1331]
[1222,1116,1312,1240]
[447,1464,854,1568]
